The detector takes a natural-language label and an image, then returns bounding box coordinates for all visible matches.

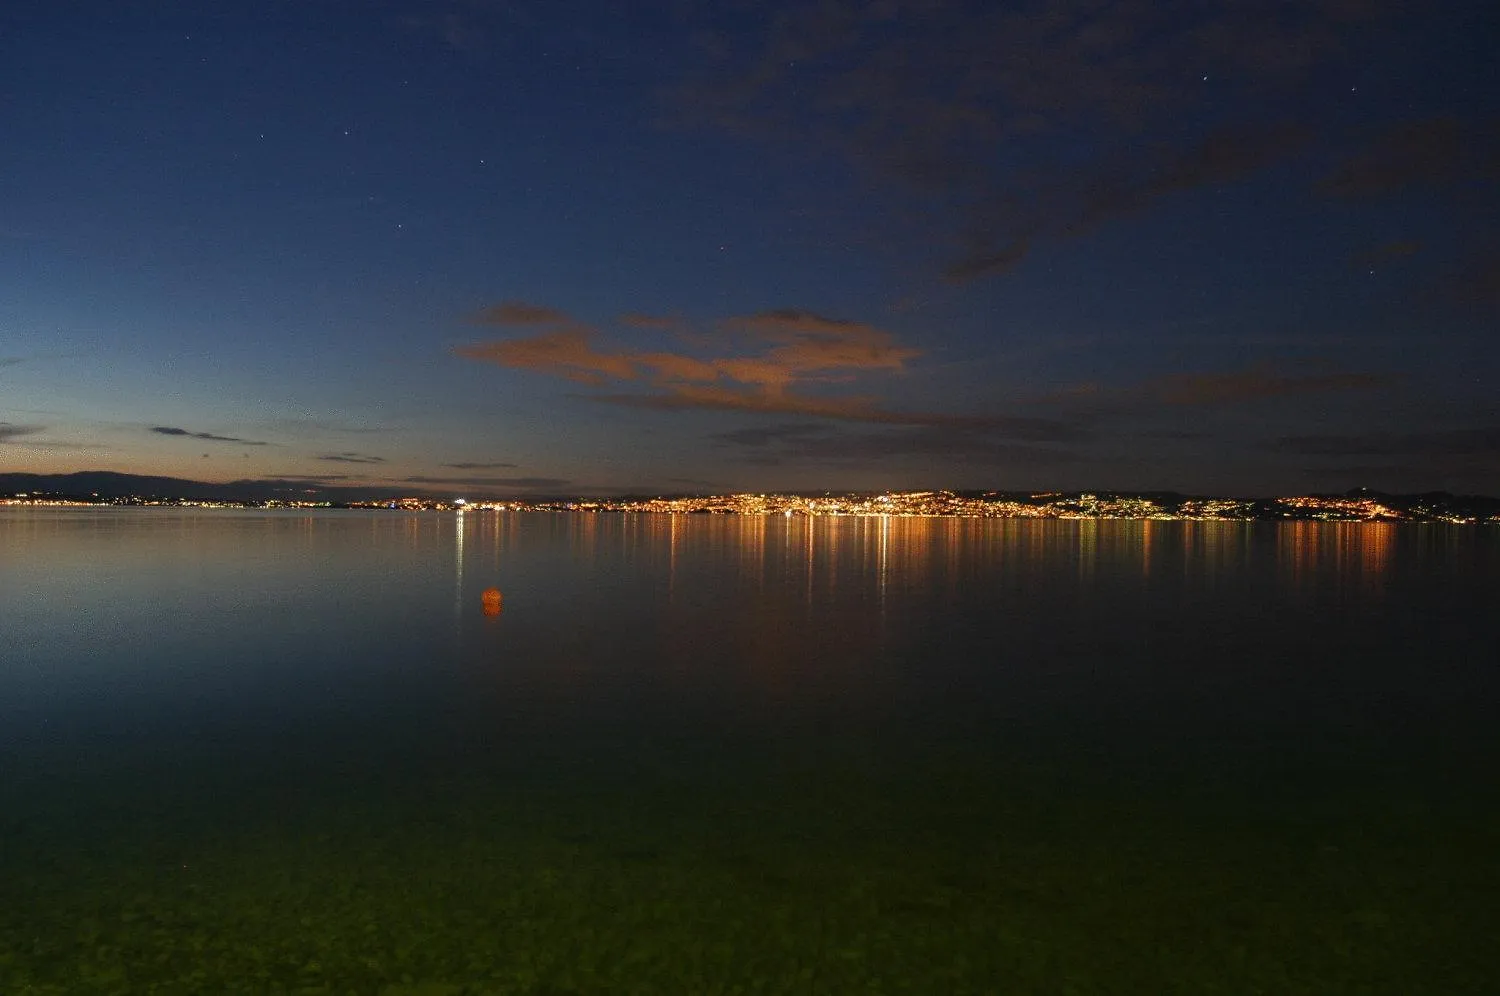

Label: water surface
[1,508,1496,993]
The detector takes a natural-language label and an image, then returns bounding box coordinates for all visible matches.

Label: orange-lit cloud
[456,301,938,421]
[456,330,638,385]
[724,309,921,379]
[593,384,884,419]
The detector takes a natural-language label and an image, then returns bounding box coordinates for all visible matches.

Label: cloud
[943,241,1034,284]
[605,385,1091,439]
[1146,369,1393,406]
[592,384,880,419]
[1136,429,1208,441]
[151,426,270,445]
[403,475,569,488]
[679,0,1399,281]
[460,304,919,389]
[0,422,45,443]
[1044,365,1395,412]
[1276,426,1500,457]
[269,474,353,481]
[710,422,832,447]
[443,461,519,469]
[459,301,976,425]
[1321,117,1498,198]
[949,123,1309,280]
[685,1,1380,142]
[722,308,922,377]
[0,357,24,369]
[715,422,1079,467]
[318,452,386,464]
[456,330,638,385]
[471,300,573,326]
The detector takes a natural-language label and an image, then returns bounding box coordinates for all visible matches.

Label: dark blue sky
[3,1,1496,495]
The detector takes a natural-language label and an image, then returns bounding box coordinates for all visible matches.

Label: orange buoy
[481,587,503,615]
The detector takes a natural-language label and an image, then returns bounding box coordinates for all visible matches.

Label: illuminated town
[3,483,1496,523]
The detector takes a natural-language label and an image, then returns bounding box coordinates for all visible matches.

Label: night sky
[3,1,1496,497]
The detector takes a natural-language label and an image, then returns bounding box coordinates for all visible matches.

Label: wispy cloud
[443,461,519,469]
[679,0,1401,281]
[1321,117,1499,199]
[268,474,353,481]
[1277,426,1500,457]
[151,426,270,446]
[403,475,569,488]
[948,124,1309,280]
[1147,369,1394,407]
[1045,365,1395,412]
[710,422,831,447]
[318,452,386,464]
[713,421,1079,467]
[0,422,45,443]
[602,385,1088,439]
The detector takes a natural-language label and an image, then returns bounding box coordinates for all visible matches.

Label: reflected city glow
[454,507,466,619]
[428,512,1463,720]
[2,506,1490,754]
[1280,521,1395,587]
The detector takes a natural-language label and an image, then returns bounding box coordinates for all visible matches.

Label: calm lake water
[1,507,1497,994]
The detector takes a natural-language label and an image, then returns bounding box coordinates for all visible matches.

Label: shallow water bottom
[3,721,1496,996]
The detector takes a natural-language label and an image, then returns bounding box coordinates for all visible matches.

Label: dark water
[2,508,1496,994]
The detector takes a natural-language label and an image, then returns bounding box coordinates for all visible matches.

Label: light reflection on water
[0,506,1493,755]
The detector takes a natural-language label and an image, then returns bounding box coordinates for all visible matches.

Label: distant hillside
[0,471,432,504]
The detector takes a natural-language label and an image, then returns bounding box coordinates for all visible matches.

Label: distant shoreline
[4,489,1497,524]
